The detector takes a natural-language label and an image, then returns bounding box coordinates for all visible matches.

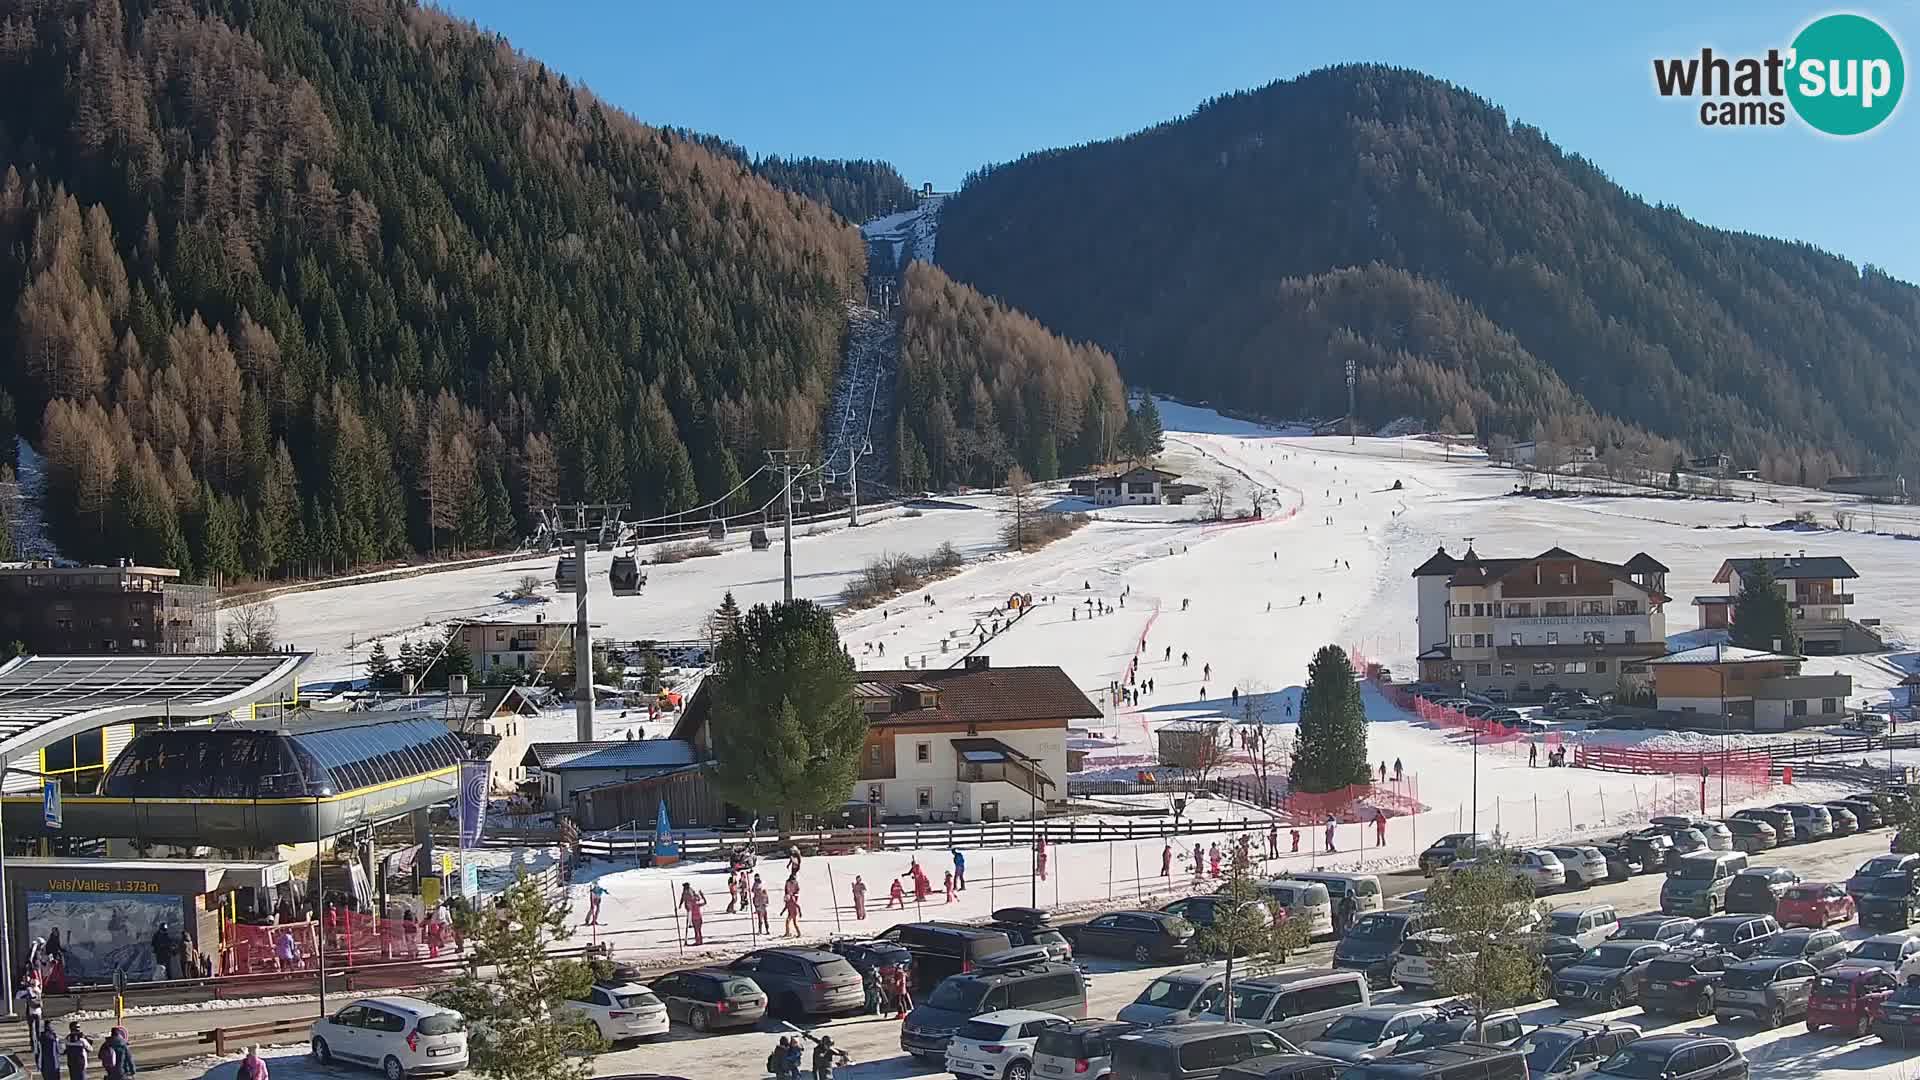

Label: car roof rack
[973,945,1056,972]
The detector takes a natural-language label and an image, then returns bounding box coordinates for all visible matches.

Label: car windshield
[1763,933,1812,956]
[1855,941,1904,961]
[1347,915,1406,941]
[1579,945,1641,968]
[1395,1020,1467,1052]
[1205,986,1274,1019]
[1616,920,1667,938]
[925,980,987,1012]
[1516,1030,1580,1075]
[956,1019,1012,1042]
[1691,923,1739,944]
[1601,1046,1673,1080]
[1671,860,1719,880]
[1782,886,1823,901]
[1133,977,1203,1010]
[612,991,656,1009]
[1321,1015,1390,1043]
[1862,857,1909,875]
[1892,985,1920,1005]
[1549,914,1584,936]
[415,1013,464,1036]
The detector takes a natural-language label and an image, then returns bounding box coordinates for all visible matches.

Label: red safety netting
[1354,647,1565,760]
[223,912,461,975]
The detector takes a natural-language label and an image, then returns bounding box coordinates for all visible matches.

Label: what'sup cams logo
[1653,12,1904,135]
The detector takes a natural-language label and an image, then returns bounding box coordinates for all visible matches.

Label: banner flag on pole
[458,761,489,847]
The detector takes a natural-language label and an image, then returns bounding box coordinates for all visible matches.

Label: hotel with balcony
[1413,545,1670,697]
[1693,554,1879,655]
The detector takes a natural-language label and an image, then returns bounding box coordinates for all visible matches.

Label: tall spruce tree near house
[365,642,395,689]
[1730,561,1800,655]
[1291,645,1370,792]
[1125,395,1165,459]
[708,601,867,830]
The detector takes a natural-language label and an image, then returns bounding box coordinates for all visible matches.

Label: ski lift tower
[542,502,628,741]
[765,450,814,603]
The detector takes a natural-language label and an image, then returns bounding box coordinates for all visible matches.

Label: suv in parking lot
[1730,807,1796,843]
[1713,957,1818,1027]
[1855,872,1920,931]
[1723,817,1777,853]
[1336,911,1429,988]
[1776,803,1834,841]
[1686,914,1780,958]
[1513,1020,1642,1079]
[1419,833,1492,875]
[310,996,468,1079]
[1593,1035,1748,1080]
[945,1009,1070,1080]
[1639,951,1728,1017]
[988,907,1075,963]
[901,955,1088,1062]
[1034,1019,1136,1080]
[728,947,865,1018]
[1553,941,1670,1010]
[1721,866,1796,916]
[878,922,1015,995]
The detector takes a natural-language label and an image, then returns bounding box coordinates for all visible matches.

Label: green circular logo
[1787,13,1905,135]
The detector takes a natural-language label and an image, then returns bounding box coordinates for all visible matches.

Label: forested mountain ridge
[0,0,1103,582]
[937,64,1920,482]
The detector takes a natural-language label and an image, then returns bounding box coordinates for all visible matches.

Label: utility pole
[766,451,812,602]
[572,534,592,742]
[848,451,860,528]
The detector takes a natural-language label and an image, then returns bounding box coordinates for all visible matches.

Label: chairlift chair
[609,555,645,597]
[707,517,728,541]
[809,482,827,502]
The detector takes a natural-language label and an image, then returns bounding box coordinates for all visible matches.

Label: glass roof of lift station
[100,714,466,800]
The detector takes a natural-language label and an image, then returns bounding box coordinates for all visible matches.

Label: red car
[1777,882,1856,928]
[1806,965,1899,1035]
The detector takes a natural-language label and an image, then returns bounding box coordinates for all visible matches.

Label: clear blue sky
[441,1,1917,283]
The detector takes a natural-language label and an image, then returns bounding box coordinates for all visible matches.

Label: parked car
[559,982,669,1045]
[1164,896,1266,958]
[1203,970,1371,1045]
[1419,833,1493,875]
[1836,797,1884,830]
[1111,1021,1293,1080]
[1653,817,1731,851]
[989,907,1075,963]
[646,968,768,1032]
[1541,905,1621,971]
[1806,965,1899,1036]
[1662,828,1710,857]
[1593,714,1646,731]
[1593,1035,1748,1080]
[1065,911,1197,964]
[1775,803,1834,841]
[1855,871,1920,931]
[1612,832,1675,874]
[1300,1005,1440,1061]
[1847,854,1920,903]
[1591,843,1643,883]
[1713,958,1818,1027]
[1261,880,1335,939]
[826,938,915,980]
[1335,911,1430,988]
[945,1009,1069,1080]
[1392,1010,1522,1053]
[1721,866,1795,916]
[1872,981,1920,1046]
[1393,932,1451,992]
[1775,883,1855,928]
[878,922,1015,996]
[1221,1055,1347,1080]
[1553,941,1670,1010]
[1730,807,1797,844]
[1447,848,1565,892]
[1120,965,1229,1027]
[900,956,1087,1062]
[1291,873,1385,918]
[310,996,469,1080]
[1758,928,1851,969]
[1717,818,1773,854]
[1509,1021,1642,1080]
[727,947,864,1019]
[1341,1043,1528,1080]
[1033,1019,1136,1080]
[1548,847,1612,889]
[1836,931,1920,974]
[1610,915,1696,947]
[1639,950,1729,1017]
[1825,804,1860,838]
[1686,914,1781,958]
[1660,853,1750,916]
[1556,705,1606,723]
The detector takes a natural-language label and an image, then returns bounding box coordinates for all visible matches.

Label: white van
[1293,873,1385,917]
[311,996,468,1079]
[1263,879,1335,939]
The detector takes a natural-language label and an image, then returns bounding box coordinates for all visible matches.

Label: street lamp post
[1463,678,1479,836]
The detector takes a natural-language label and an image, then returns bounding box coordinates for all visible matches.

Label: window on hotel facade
[915,742,931,763]
[1594,661,1608,674]
[1510,633,1523,646]
[1545,601,1570,616]
[1792,700,1808,717]
[1578,601,1604,616]
[1532,662,1557,676]
[1506,603,1533,618]
[1502,663,1516,676]
[1457,604,1471,617]
[1476,664,1491,676]
[1565,662,1587,674]
[1623,630,1636,644]
[1473,634,1488,647]
[1472,604,1486,617]
[1822,698,1837,714]
[1546,632,1559,645]
[1615,600,1639,615]
[1455,634,1471,648]
[1583,631,1604,645]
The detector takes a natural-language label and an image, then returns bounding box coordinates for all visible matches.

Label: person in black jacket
[63,1022,92,1080]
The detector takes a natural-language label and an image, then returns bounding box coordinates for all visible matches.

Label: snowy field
[255,400,1920,960]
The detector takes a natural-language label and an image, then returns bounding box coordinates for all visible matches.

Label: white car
[1303,1004,1440,1060]
[1547,846,1611,888]
[1446,849,1566,892]
[1393,931,1454,990]
[1262,879,1335,939]
[945,1009,1069,1080]
[311,996,468,1080]
[561,982,670,1044]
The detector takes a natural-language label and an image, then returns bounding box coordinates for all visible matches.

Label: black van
[1111,1021,1293,1080]
[900,956,1087,1061]
[1220,1054,1346,1080]
[877,921,1014,995]
[1336,1042,1528,1080]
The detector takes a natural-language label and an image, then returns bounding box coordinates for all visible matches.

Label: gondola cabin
[706,518,727,541]
[609,556,645,596]
[749,527,771,550]
[555,554,581,590]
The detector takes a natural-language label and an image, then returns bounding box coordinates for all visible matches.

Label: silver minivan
[1293,873,1384,917]
[1263,880,1335,939]
[1202,969,1371,1044]
[1120,965,1229,1026]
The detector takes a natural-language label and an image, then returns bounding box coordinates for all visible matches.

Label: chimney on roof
[964,655,990,671]
[450,673,469,695]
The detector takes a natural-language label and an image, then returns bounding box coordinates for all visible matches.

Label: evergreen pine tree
[398,640,418,680]
[1132,394,1165,458]
[479,460,515,548]
[366,641,395,688]
[1290,644,1370,792]
[441,634,475,686]
[706,590,743,644]
[1730,561,1799,654]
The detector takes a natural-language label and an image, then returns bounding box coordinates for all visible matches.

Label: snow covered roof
[520,739,698,771]
[1715,556,1858,582]
[1648,645,1803,665]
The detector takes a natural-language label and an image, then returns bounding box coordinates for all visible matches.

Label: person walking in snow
[1378,761,1387,783]
[1529,742,1538,768]
[1203,663,1211,681]
[943,870,956,903]
[1208,843,1222,878]
[851,875,868,920]
[952,848,966,891]
[99,1026,132,1080]
[1324,815,1338,852]
[1375,810,1388,847]
[1231,687,1239,708]
[1181,652,1189,667]
[586,882,607,925]
[725,873,740,915]
[62,1023,90,1080]
[680,883,708,946]
[1165,646,1171,661]
[1161,842,1173,877]
[1393,757,1404,781]
[1290,828,1301,853]
[1035,839,1049,882]
[1268,823,1279,859]
[781,884,802,937]
[752,877,771,935]
[887,877,905,910]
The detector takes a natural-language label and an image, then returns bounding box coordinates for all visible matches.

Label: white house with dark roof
[1066,466,1202,506]
[521,739,699,809]
[1413,545,1669,696]
[1694,553,1877,654]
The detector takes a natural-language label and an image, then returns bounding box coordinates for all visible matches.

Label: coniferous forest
[0,0,1093,582]
[936,65,1920,483]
